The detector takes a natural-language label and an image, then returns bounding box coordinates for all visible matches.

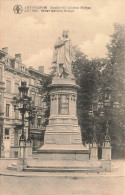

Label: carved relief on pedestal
[58,94,69,115]
[70,94,77,101]
[69,94,77,116]
[51,94,57,101]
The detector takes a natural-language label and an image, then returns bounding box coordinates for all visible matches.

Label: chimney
[15,54,21,61]
[38,66,44,74]
[2,47,8,54]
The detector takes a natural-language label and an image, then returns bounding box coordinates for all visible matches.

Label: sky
[0,0,124,73]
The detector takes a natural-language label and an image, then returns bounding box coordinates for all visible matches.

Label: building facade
[0,47,46,158]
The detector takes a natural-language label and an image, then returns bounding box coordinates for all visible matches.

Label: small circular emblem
[13,5,23,14]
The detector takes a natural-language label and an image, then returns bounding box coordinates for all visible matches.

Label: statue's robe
[53,37,75,77]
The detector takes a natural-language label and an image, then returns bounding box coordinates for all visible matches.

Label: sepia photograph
[0,0,125,194]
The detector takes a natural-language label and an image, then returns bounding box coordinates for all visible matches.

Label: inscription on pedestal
[58,94,69,115]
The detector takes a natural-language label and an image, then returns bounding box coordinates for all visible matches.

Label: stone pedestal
[90,143,98,161]
[101,142,112,172]
[26,141,32,161]
[17,140,27,171]
[37,78,90,160]
[102,145,112,160]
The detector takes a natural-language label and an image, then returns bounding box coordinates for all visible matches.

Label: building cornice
[4,65,48,80]
[5,65,30,78]
[28,68,47,77]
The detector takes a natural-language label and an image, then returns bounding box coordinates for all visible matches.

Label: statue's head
[62,30,69,38]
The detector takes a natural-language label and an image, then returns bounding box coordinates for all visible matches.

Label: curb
[0,171,125,178]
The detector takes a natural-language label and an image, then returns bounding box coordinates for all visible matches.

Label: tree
[72,46,106,143]
[102,23,125,158]
[39,74,52,127]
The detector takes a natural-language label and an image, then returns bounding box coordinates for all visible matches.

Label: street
[0,173,124,195]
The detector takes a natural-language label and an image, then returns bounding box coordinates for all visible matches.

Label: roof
[6,54,14,60]
[0,50,6,57]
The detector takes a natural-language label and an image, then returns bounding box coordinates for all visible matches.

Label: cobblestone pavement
[0,160,125,195]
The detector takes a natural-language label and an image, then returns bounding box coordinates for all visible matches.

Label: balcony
[12,119,22,129]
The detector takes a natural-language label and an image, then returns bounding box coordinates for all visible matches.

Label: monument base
[37,145,90,161]
[37,77,90,162]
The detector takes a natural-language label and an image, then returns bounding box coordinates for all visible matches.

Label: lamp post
[18,82,29,141]
[12,81,37,142]
[103,121,111,147]
[12,82,30,141]
[88,101,98,145]
[89,87,120,160]
[11,81,38,170]
[88,105,98,160]
[101,87,119,145]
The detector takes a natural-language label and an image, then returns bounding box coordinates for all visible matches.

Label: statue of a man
[52,30,75,78]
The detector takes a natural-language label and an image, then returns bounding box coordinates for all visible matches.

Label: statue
[52,30,75,78]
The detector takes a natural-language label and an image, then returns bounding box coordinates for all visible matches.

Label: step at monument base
[24,167,103,173]
[24,160,102,172]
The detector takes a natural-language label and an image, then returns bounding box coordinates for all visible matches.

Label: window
[15,62,20,69]
[5,128,9,135]
[4,128,9,140]
[14,130,18,146]
[6,80,11,93]
[37,117,41,127]
[15,83,19,93]
[6,104,10,117]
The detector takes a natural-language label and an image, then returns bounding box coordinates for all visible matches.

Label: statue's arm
[54,38,64,49]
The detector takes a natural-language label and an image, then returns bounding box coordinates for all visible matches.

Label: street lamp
[89,86,120,146]
[88,106,98,160]
[11,81,40,170]
[18,82,29,141]
[12,81,35,142]
[88,107,97,145]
